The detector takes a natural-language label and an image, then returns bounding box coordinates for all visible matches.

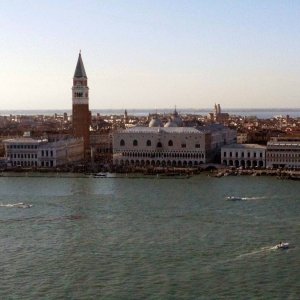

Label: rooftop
[118,126,204,134]
[222,144,266,149]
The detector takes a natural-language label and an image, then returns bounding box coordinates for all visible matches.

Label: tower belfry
[72,51,90,156]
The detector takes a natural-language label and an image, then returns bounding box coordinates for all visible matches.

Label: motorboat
[0,202,32,208]
[93,172,107,178]
[15,203,32,208]
[275,242,289,250]
[225,196,243,201]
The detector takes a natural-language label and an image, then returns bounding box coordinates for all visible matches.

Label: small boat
[15,203,32,209]
[225,196,243,201]
[275,242,289,249]
[93,173,107,178]
[0,202,32,208]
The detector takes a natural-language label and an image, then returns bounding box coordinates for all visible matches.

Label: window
[224,152,226,157]
[168,140,173,147]
[157,142,162,148]
[146,140,151,146]
[120,139,125,146]
[181,143,186,148]
[133,140,138,146]
[195,144,200,148]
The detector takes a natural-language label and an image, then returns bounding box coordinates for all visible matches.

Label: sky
[1,0,300,110]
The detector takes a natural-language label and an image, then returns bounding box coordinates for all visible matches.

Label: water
[1,108,300,118]
[0,174,299,299]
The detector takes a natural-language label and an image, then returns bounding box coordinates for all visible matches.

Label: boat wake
[242,196,266,200]
[236,243,291,260]
[0,202,32,208]
[226,196,266,201]
[236,246,273,259]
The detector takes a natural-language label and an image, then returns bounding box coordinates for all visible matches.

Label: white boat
[15,203,32,208]
[93,173,107,178]
[225,196,243,201]
[0,202,32,208]
[275,242,289,249]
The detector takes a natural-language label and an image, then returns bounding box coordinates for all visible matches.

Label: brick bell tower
[72,51,91,157]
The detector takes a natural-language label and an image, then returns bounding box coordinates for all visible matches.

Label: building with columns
[221,144,266,168]
[72,51,91,156]
[113,115,236,167]
[3,137,84,168]
[266,137,300,169]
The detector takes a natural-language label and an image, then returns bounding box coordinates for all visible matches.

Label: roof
[74,52,87,78]
[117,126,203,134]
[222,143,266,150]
[267,141,300,147]
[3,138,45,144]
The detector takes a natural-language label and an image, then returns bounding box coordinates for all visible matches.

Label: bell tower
[72,51,90,156]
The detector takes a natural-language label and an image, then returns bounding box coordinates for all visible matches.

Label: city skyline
[1,1,300,110]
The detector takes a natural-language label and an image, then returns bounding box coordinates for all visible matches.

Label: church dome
[172,115,183,126]
[149,116,163,127]
[164,120,178,127]
[171,108,183,127]
[172,116,183,127]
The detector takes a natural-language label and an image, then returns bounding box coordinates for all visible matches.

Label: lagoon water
[1,174,299,299]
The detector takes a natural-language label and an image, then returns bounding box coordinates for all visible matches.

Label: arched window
[133,139,138,146]
[157,142,162,148]
[146,140,151,146]
[120,139,125,146]
[168,140,173,146]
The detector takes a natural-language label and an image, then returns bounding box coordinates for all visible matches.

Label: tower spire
[74,51,87,78]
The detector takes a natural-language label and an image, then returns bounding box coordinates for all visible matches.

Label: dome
[149,116,163,127]
[171,108,183,126]
[164,120,178,127]
[172,117,183,127]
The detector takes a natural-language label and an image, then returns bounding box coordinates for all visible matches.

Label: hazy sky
[1,0,300,110]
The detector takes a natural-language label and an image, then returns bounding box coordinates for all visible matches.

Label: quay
[1,166,300,181]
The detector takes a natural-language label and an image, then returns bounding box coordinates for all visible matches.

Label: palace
[113,113,236,167]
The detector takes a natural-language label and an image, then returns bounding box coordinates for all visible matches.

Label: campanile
[72,51,90,155]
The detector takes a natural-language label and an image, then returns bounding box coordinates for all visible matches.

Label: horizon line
[1,107,300,111]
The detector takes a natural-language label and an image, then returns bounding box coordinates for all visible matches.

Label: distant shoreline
[1,108,300,118]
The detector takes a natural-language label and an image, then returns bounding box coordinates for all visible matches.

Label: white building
[4,137,84,168]
[266,140,300,169]
[221,144,266,168]
[113,122,236,168]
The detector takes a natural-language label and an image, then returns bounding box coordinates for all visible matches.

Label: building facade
[221,144,266,168]
[113,127,207,167]
[266,139,300,169]
[90,132,113,164]
[113,120,236,167]
[4,137,84,168]
[72,51,91,155]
